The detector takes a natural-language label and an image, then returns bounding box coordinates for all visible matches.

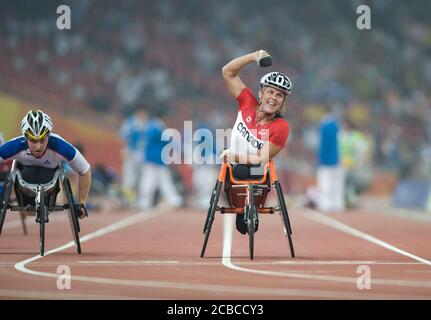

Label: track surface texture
[1,198,431,300]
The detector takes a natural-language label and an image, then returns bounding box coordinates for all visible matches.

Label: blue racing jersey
[0,133,90,174]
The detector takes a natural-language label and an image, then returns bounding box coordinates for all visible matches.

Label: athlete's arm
[222,50,269,98]
[48,134,92,216]
[0,137,27,162]
[77,167,91,206]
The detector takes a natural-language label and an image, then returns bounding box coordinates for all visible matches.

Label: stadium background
[0,0,430,209]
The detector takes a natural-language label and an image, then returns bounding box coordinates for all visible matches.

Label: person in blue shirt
[119,107,148,203]
[191,118,219,210]
[136,107,183,210]
[315,107,345,212]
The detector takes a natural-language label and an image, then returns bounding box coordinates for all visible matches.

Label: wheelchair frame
[200,159,295,260]
[0,160,82,256]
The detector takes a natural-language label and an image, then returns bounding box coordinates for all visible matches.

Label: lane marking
[221,214,431,289]
[274,261,422,265]
[78,260,180,265]
[11,210,426,299]
[1,260,425,267]
[305,209,431,266]
[0,289,150,300]
[15,209,167,274]
[11,208,431,299]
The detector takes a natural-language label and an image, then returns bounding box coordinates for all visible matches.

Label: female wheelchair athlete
[200,159,295,260]
[0,160,84,256]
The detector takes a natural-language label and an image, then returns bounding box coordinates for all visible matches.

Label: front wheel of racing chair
[245,184,259,260]
[36,186,47,256]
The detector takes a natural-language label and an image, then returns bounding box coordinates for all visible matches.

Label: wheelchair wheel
[65,178,80,232]
[0,175,14,236]
[200,181,222,258]
[63,177,81,254]
[203,181,218,234]
[247,185,257,260]
[37,187,46,256]
[274,181,295,258]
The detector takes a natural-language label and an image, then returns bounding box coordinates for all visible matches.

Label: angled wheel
[274,181,295,258]
[200,181,222,258]
[65,178,80,233]
[63,177,81,254]
[0,175,14,236]
[203,181,218,234]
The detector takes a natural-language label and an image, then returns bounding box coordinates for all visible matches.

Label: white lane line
[77,260,423,266]
[221,214,431,290]
[11,209,416,299]
[5,275,427,299]
[305,209,431,266]
[2,260,424,267]
[274,261,422,265]
[78,260,180,265]
[14,209,167,274]
[12,208,431,299]
[0,289,153,300]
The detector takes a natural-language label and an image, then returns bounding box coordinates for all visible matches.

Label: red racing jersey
[229,88,290,156]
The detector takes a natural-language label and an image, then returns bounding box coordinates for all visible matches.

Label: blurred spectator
[0,0,430,196]
[119,107,148,204]
[136,106,183,210]
[190,118,219,210]
[340,120,373,208]
[310,107,345,212]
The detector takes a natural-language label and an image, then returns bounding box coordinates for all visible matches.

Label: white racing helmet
[260,72,292,95]
[21,110,53,140]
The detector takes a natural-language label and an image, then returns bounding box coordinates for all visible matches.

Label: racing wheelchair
[200,159,295,260]
[0,160,84,256]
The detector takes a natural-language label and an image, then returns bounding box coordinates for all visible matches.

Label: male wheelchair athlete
[200,159,295,260]
[0,160,84,256]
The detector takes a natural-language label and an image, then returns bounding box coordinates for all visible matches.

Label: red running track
[0,202,431,300]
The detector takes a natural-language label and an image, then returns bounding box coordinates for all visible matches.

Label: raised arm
[222,50,270,98]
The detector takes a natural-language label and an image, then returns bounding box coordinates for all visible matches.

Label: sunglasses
[26,136,48,144]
